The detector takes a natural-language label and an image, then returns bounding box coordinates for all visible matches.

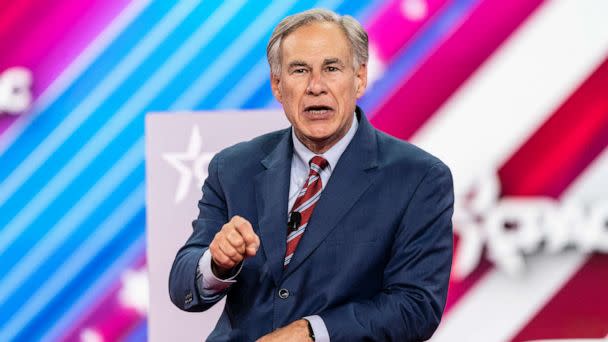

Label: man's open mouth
[304,105,333,115]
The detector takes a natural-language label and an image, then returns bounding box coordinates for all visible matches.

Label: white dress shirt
[197,113,359,341]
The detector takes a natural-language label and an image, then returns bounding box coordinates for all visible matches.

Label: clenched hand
[209,215,260,277]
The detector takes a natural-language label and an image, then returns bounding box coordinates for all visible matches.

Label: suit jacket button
[278,288,289,299]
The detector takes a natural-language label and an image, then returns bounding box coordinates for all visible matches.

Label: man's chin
[296,131,340,152]
[299,129,334,142]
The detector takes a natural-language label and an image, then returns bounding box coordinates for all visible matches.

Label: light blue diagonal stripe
[0,0,246,256]
[0,0,197,208]
[216,57,269,109]
[2,0,340,336]
[287,223,308,242]
[0,0,244,328]
[214,0,346,110]
[0,138,143,308]
[170,0,300,110]
[0,184,145,341]
[294,189,322,213]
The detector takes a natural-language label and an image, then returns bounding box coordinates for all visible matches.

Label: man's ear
[270,73,283,103]
[355,63,368,99]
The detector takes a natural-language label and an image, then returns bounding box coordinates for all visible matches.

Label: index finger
[232,216,259,249]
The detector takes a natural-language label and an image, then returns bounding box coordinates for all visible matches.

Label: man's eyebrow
[323,58,344,66]
[288,60,310,68]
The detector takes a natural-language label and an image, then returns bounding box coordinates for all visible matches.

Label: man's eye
[293,68,306,74]
[326,66,339,72]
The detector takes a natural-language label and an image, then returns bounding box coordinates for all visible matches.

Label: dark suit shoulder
[374,130,450,178]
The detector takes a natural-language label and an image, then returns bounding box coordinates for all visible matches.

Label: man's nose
[306,71,327,95]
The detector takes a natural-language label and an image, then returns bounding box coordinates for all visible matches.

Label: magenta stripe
[370,0,545,140]
[0,0,130,135]
[59,257,146,341]
[28,0,130,95]
[1,0,97,69]
[0,2,11,15]
[0,0,39,41]
[366,0,451,62]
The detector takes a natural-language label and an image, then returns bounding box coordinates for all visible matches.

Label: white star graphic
[118,268,149,315]
[0,67,33,115]
[162,126,215,203]
[79,328,103,342]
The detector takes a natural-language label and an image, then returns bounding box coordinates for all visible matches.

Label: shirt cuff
[304,315,330,342]
[196,249,243,298]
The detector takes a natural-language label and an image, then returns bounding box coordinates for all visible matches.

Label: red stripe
[285,235,302,256]
[511,254,608,340]
[286,162,326,263]
[0,0,41,43]
[445,57,608,315]
[286,182,322,258]
[298,202,316,227]
[499,57,608,198]
[504,58,608,339]
[370,0,544,140]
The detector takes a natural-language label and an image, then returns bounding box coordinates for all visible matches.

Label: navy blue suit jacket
[169,108,454,341]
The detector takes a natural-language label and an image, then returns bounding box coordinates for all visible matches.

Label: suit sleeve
[168,153,230,312]
[319,162,454,341]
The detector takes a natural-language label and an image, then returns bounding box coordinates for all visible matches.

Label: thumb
[245,235,260,257]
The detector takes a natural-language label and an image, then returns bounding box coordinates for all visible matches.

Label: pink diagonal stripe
[0,0,130,135]
[0,0,39,41]
[59,256,146,342]
[366,0,451,62]
[0,0,98,69]
[370,0,544,140]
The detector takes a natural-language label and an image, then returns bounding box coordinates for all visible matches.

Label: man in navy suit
[169,8,454,341]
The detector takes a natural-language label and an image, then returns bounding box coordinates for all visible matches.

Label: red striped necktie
[284,156,329,267]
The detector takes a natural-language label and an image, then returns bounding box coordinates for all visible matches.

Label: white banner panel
[145,110,289,342]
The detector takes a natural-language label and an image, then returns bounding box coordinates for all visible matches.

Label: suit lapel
[254,131,292,287]
[283,109,379,280]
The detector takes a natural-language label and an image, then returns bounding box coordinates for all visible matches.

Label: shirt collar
[291,112,359,172]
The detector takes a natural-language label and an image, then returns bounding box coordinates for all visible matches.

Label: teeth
[307,109,329,114]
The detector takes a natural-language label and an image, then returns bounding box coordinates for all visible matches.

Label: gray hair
[266,8,369,76]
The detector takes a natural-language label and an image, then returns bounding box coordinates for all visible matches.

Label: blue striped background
[0,0,479,340]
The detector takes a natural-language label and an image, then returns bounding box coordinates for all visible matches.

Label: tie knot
[309,156,329,171]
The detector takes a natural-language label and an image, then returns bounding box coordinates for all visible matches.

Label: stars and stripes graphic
[285,156,329,267]
[0,0,607,340]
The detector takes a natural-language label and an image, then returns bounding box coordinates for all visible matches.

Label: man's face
[271,21,368,153]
